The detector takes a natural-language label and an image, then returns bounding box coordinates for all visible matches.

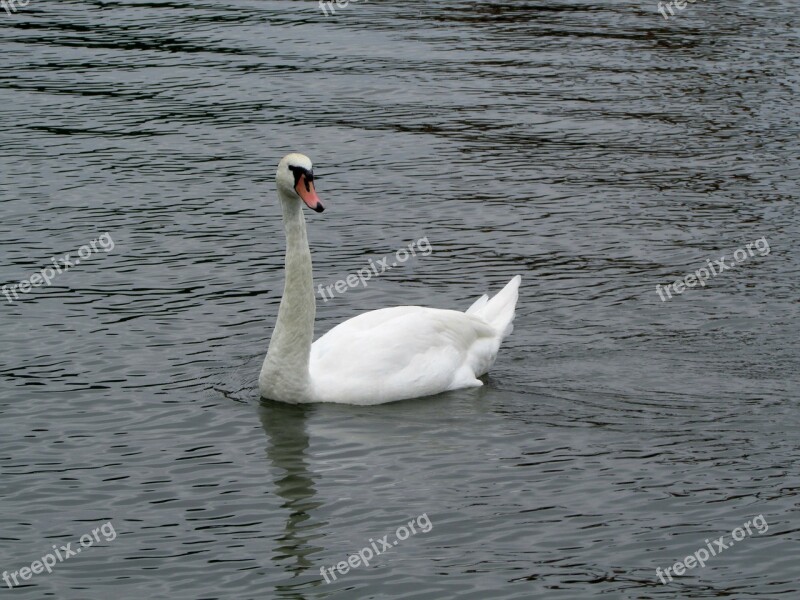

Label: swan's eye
[288,165,313,191]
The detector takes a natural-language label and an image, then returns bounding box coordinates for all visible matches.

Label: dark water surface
[1,1,798,598]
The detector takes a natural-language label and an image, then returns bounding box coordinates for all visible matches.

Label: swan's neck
[260,191,315,400]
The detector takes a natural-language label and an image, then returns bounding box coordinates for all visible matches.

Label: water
[1,1,798,598]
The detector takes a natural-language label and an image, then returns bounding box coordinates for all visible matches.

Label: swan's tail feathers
[465,294,489,315]
[470,275,521,339]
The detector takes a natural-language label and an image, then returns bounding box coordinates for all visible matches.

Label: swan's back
[308,276,521,405]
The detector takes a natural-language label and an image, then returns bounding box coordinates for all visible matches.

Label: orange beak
[295,173,324,213]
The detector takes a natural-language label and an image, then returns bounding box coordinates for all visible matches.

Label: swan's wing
[309,306,498,405]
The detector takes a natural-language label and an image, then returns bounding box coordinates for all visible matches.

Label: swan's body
[258,153,521,406]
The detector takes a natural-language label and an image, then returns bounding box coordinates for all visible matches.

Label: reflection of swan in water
[258,400,325,595]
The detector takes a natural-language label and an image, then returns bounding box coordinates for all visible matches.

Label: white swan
[258,153,521,405]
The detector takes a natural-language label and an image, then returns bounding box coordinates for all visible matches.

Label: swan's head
[276,153,324,213]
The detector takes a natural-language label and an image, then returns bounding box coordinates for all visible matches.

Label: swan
[258,153,521,405]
